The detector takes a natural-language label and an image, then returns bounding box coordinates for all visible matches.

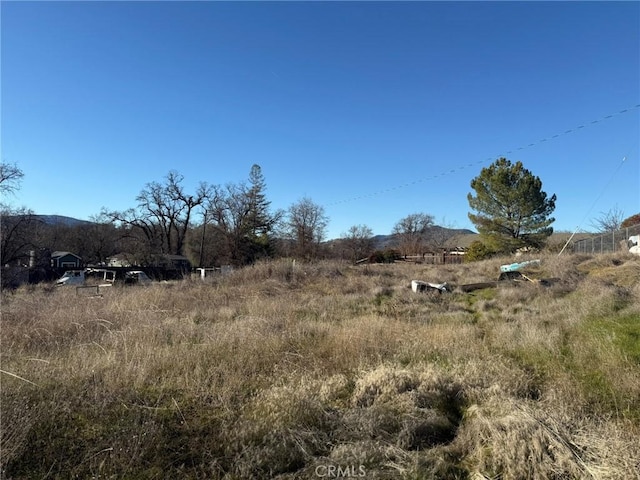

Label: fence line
[572,224,640,254]
[399,253,465,265]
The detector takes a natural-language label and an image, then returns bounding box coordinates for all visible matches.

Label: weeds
[1,253,639,478]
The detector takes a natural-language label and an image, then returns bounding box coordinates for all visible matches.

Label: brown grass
[1,254,639,479]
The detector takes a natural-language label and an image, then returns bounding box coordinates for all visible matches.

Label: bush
[368,249,401,263]
[465,240,496,262]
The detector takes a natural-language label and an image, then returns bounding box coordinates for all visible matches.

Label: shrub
[465,240,496,262]
[368,249,400,263]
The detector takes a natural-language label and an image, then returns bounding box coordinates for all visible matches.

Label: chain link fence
[573,224,640,254]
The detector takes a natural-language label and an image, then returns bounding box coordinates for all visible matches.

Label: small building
[50,251,82,269]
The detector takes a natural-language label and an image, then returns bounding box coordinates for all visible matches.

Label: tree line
[1,164,337,269]
[3,158,638,277]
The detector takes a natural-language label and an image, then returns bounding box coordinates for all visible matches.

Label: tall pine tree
[247,164,272,237]
[205,164,280,265]
[468,158,556,253]
[244,164,279,261]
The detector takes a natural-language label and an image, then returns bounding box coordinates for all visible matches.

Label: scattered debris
[124,270,152,285]
[499,259,541,273]
[76,284,112,297]
[629,235,640,256]
[412,258,558,294]
[56,268,153,287]
[56,268,115,286]
[195,265,233,280]
[411,280,450,293]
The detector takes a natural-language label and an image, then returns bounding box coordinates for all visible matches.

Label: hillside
[328,226,477,250]
[1,214,95,227]
[34,215,94,227]
[2,252,639,478]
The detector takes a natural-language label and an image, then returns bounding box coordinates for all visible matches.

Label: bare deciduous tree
[591,206,625,233]
[0,162,38,278]
[341,224,374,262]
[67,219,120,265]
[285,197,329,259]
[1,206,39,267]
[0,162,24,196]
[207,182,252,264]
[103,171,210,258]
[424,218,459,251]
[392,213,434,257]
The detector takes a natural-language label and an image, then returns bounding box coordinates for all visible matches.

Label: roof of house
[51,251,82,259]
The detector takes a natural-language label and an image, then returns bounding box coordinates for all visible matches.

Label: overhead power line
[327,103,640,206]
[557,141,635,255]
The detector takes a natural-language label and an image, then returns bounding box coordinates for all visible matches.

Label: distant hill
[33,215,94,227]
[327,226,477,250]
[370,226,477,250]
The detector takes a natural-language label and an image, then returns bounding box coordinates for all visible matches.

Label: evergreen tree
[205,165,280,265]
[468,158,556,253]
[247,164,273,237]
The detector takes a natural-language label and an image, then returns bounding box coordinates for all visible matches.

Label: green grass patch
[501,347,554,400]
[585,313,640,364]
[560,312,640,420]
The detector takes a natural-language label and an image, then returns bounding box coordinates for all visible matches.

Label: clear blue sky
[2,1,639,239]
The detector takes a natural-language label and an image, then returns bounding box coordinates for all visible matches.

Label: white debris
[411,280,450,293]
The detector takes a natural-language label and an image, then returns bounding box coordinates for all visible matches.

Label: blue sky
[2,1,639,240]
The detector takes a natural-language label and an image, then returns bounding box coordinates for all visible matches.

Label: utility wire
[557,146,635,255]
[327,103,640,206]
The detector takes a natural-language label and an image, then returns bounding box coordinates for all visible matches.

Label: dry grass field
[1,253,639,479]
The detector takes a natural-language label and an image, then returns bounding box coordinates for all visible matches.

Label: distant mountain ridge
[16,215,478,247]
[369,226,477,250]
[325,226,477,249]
[33,215,94,227]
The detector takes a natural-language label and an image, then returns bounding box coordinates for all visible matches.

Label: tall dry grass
[1,255,639,479]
